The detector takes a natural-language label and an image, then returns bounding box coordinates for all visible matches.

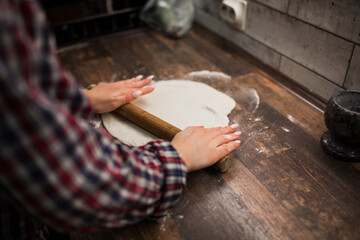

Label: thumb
[117,90,142,106]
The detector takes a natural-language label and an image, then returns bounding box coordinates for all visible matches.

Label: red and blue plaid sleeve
[0,0,187,239]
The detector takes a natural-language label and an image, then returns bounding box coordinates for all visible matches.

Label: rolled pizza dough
[102,80,236,146]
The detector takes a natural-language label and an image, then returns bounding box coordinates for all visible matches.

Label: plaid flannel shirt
[0,0,187,239]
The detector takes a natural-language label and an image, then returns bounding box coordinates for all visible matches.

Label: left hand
[83,75,155,114]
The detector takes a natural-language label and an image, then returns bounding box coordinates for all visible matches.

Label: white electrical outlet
[220,0,247,31]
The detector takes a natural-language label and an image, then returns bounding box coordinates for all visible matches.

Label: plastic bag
[140,0,195,38]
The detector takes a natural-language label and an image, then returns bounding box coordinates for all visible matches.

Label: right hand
[170,124,241,172]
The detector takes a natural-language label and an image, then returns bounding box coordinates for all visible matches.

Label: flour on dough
[102,80,236,146]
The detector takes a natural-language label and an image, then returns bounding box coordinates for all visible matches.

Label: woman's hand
[171,124,241,172]
[83,75,155,114]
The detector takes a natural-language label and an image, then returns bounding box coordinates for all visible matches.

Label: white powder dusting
[281,127,290,133]
[246,89,260,113]
[255,147,264,153]
[234,87,260,113]
[160,215,167,232]
[188,70,231,80]
[287,114,305,127]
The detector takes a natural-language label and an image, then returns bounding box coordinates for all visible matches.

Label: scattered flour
[287,114,305,127]
[234,87,260,113]
[281,127,290,133]
[188,70,231,80]
[255,147,265,153]
[254,116,264,122]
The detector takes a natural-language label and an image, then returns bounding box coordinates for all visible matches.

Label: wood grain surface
[58,24,360,240]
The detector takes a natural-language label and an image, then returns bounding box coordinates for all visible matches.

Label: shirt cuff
[138,140,187,217]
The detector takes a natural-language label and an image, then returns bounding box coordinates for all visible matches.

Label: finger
[213,131,241,147]
[215,140,241,158]
[115,93,136,106]
[204,126,223,133]
[144,75,154,81]
[205,125,238,139]
[130,77,153,88]
[205,123,239,133]
[132,75,143,80]
[117,75,153,89]
[222,125,240,135]
[114,86,155,106]
[130,75,153,83]
[114,90,141,106]
[140,86,155,96]
[125,85,155,97]
[219,124,240,136]
[116,75,143,86]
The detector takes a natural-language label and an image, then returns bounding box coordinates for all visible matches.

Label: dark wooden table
[58,24,360,240]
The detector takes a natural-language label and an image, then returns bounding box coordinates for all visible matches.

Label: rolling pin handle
[212,156,231,173]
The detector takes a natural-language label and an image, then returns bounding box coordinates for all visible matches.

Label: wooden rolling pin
[113,103,232,173]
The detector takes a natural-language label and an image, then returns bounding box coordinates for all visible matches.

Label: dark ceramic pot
[321,90,360,161]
